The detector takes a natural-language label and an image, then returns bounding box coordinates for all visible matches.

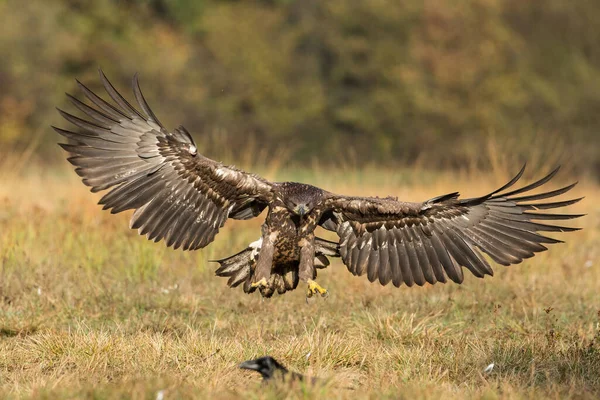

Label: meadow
[0,159,598,399]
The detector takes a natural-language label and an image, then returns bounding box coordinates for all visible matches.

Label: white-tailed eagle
[55,71,583,298]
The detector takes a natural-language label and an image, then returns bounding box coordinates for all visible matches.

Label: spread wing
[320,166,583,287]
[55,70,273,251]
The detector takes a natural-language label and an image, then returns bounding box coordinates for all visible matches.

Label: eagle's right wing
[55,70,273,251]
[320,166,583,287]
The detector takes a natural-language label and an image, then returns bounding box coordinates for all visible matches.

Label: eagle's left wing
[55,70,274,251]
[320,166,582,287]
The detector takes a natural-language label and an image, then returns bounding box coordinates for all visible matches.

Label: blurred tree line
[0,0,598,176]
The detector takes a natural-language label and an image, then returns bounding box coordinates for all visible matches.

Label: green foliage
[1,0,599,175]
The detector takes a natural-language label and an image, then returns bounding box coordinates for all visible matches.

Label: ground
[0,162,598,399]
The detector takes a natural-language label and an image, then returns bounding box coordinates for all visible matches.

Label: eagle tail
[213,246,258,289]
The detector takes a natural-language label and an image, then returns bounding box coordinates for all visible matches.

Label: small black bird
[239,356,306,382]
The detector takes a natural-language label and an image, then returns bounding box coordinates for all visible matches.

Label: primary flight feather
[55,71,583,298]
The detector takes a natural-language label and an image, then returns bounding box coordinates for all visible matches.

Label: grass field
[0,162,598,399]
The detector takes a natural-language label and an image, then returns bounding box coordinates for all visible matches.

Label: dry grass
[0,163,598,399]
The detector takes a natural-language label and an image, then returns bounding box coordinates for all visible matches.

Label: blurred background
[0,3,598,397]
[0,0,598,178]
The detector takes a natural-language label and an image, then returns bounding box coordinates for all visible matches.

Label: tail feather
[214,246,255,277]
[228,265,252,288]
[315,237,340,257]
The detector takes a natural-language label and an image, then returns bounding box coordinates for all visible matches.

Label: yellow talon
[251,278,268,288]
[306,279,328,298]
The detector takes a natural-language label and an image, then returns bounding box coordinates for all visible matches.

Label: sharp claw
[306,279,328,299]
[306,286,313,298]
[251,278,268,289]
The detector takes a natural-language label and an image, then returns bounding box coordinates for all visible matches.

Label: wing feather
[431,233,463,283]
[366,250,380,283]
[420,229,446,283]
[377,231,392,285]
[132,73,164,128]
[408,226,436,285]
[66,93,119,126]
[400,228,423,286]
[355,235,371,276]
[387,235,402,287]
[393,229,412,287]
[98,70,145,120]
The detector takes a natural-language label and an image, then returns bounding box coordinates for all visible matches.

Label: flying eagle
[55,71,583,298]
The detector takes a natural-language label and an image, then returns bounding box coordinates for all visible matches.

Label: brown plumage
[55,70,584,298]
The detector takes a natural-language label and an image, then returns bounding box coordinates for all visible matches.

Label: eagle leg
[252,231,277,288]
[299,237,328,298]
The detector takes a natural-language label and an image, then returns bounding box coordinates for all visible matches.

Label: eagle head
[280,182,324,217]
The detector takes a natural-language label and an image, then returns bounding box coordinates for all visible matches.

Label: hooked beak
[295,205,308,217]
